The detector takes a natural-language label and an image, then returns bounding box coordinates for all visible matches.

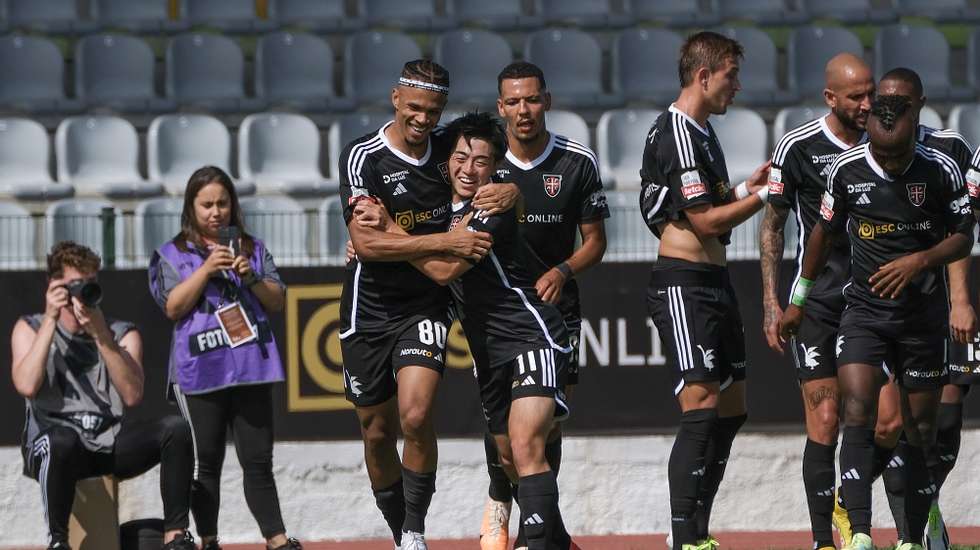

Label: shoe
[401,531,428,550]
[47,542,71,550]
[816,547,836,550]
[161,531,196,550]
[202,539,222,550]
[833,489,853,547]
[479,497,511,550]
[270,538,302,550]
[696,536,720,549]
[843,533,874,550]
[926,501,950,550]
[896,543,924,550]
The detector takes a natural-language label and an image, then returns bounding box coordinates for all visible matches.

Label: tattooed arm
[760,202,790,353]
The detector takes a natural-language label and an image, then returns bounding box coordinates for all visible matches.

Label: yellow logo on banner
[286,284,473,412]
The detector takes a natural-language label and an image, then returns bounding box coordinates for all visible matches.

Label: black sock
[903,444,935,545]
[668,408,718,549]
[695,413,746,539]
[546,436,563,475]
[932,402,963,490]
[871,441,896,480]
[883,439,909,541]
[802,439,837,548]
[839,426,875,536]
[484,432,513,503]
[373,479,405,545]
[518,471,560,550]
[402,467,436,534]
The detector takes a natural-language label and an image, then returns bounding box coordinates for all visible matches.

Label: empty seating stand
[147,114,251,196]
[256,32,354,112]
[166,33,266,112]
[239,113,338,197]
[433,30,513,108]
[344,31,423,107]
[446,0,543,30]
[0,35,82,114]
[0,117,73,201]
[266,0,366,32]
[75,34,176,113]
[525,29,623,109]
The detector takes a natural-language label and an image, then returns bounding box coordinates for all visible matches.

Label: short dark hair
[880,67,924,98]
[497,61,547,94]
[444,112,508,163]
[678,31,744,87]
[871,94,912,132]
[47,241,100,279]
[400,59,450,89]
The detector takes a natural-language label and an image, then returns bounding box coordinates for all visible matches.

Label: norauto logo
[858,219,932,239]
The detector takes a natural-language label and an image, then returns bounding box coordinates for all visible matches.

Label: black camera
[65,279,103,307]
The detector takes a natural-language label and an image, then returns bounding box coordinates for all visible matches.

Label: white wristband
[734,181,750,200]
[756,185,769,203]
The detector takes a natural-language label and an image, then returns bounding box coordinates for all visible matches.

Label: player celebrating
[640,31,771,550]
[780,95,975,550]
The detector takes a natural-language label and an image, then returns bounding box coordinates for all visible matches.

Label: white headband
[398,77,450,95]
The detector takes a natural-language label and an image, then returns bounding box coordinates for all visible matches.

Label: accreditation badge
[215,302,258,348]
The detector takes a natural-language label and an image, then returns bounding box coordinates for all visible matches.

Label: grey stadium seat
[266,0,366,32]
[166,33,265,113]
[433,30,512,108]
[55,116,163,199]
[787,26,864,100]
[148,114,254,196]
[874,25,973,103]
[360,0,456,32]
[596,109,660,190]
[256,32,355,113]
[0,118,73,201]
[239,113,338,197]
[134,197,183,264]
[919,106,944,131]
[445,0,543,30]
[709,107,767,186]
[179,0,275,33]
[328,113,394,181]
[0,35,82,114]
[345,32,423,107]
[949,104,980,149]
[801,0,896,24]
[629,0,721,27]
[612,28,682,106]
[75,34,176,113]
[6,0,97,34]
[894,0,980,23]
[317,195,348,264]
[546,111,590,148]
[773,106,829,143]
[715,27,797,107]
[537,0,633,29]
[718,0,808,25]
[91,0,189,33]
[604,190,658,262]
[0,201,39,269]
[45,199,126,266]
[525,29,623,109]
[240,196,310,267]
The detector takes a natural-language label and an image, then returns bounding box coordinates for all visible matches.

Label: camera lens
[66,280,103,307]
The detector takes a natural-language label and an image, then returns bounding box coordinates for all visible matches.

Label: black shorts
[340,311,450,407]
[565,316,581,386]
[946,336,980,386]
[647,258,747,396]
[837,303,948,390]
[791,296,843,381]
[477,347,570,435]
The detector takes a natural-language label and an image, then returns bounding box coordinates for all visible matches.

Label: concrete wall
[2,431,979,546]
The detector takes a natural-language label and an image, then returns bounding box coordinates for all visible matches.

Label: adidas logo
[520,377,536,386]
[841,468,861,480]
[393,182,408,195]
[524,513,544,526]
[940,453,956,462]
[856,192,871,205]
[917,483,938,495]
[817,488,835,497]
[691,467,706,477]
[887,456,905,469]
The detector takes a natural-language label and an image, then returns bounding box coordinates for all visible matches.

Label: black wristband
[556,262,573,280]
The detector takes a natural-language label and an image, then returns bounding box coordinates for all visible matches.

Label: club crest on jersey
[543,174,563,197]
[438,161,450,184]
[907,183,926,206]
[449,213,465,230]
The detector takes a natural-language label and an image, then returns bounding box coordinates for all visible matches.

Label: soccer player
[476,61,609,550]
[640,31,771,550]
[339,60,518,550]
[780,95,975,550]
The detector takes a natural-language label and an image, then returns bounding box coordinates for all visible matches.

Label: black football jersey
[820,143,974,311]
[640,104,732,245]
[338,122,454,333]
[495,133,610,319]
[448,201,569,366]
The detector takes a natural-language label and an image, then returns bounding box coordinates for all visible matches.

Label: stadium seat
[360,0,456,32]
[0,118,73,201]
[603,190,658,262]
[919,106,944,131]
[894,0,980,23]
[433,30,512,108]
[596,109,660,190]
[256,32,354,113]
[629,0,721,27]
[166,33,265,113]
[0,35,82,114]
[445,0,543,30]
[718,0,808,25]
[91,0,189,33]
[874,25,973,103]
[524,29,623,109]
[239,113,338,197]
[537,0,633,29]
[546,110,591,148]
[239,196,310,266]
[612,28,682,106]
[772,106,829,143]
[328,113,395,181]
[133,197,183,264]
[55,116,163,199]
[949,104,980,148]
[715,27,797,107]
[148,114,253,196]
[801,0,896,24]
[344,32,423,107]
[45,199,126,266]
[0,201,39,269]
[6,0,97,34]
[75,34,176,113]
[179,0,275,33]
[317,195,348,264]
[266,0,366,32]
[709,107,767,187]
[787,26,864,100]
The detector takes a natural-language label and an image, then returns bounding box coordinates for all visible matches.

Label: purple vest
[152,239,284,394]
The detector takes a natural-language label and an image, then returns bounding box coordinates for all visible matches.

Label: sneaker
[479,497,511,550]
[896,543,924,550]
[270,538,302,550]
[696,536,720,549]
[401,531,428,550]
[832,489,853,547]
[844,533,874,550]
[926,501,950,550]
[47,542,71,550]
[161,531,196,550]
[202,539,222,550]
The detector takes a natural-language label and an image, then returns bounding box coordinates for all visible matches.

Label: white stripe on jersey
[825,145,867,191]
[671,112,697,170]
[771,118,823,166]
[554,135,600,175]
[487,250,572,354]
[922,126,973,150]
[517,353,526,374]
[916,143,966,190]
[667,286,694,371]
[646,186,669,221]
[339,261,362,339]
[346,136,385,191]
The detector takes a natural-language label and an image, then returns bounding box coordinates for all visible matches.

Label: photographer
[148,166,300,550]
[12,241,195,550]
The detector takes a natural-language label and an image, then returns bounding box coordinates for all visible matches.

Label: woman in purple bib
[148,166,301,550]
